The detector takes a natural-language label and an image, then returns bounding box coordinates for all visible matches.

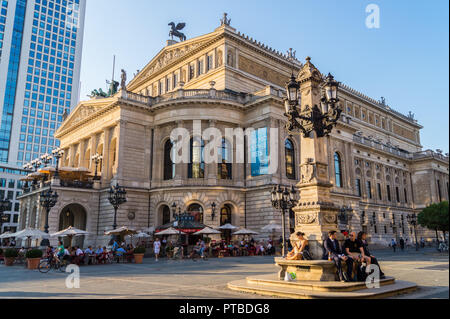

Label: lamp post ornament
[39,187,59,246]
[282,56,343,259]
[108,184,127,244]
[271,185,298,257]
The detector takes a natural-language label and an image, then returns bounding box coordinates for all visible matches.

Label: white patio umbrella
[193,227,222,235]
[126,232,151,246]
[104,226,138,236]
[142,227,155,234]
[261,221,282,244]
[12,228,50,248]
[233,228,260,236]
[218,223,239,230]
[0,232,13,239]
[155,227,188,236]
[51,226,90,247]
[261,221,282,232]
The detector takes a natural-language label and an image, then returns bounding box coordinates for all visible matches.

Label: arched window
[218,138,232,180]
[163,140,175,180]
[187,204,204,223]
[161,205,171,225]
[285,139,296,180]
[220,205,232,226]
[334,153,343,188]
[188,137,205,179]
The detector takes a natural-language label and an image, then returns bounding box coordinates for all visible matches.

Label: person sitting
[357,231,385,279]
[343,232,366,281]
[266,242,274,256]
[74,246,84,265]
[286,232,310,260]
[115,247,127,263]
[248,244,256,256]
[84,246,94,265]
[190,241,202,260]
[323,231,353,282]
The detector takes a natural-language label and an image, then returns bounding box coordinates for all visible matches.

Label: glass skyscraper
[0,0,86,233]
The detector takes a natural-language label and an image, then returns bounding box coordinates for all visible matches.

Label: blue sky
[79,0,449,152]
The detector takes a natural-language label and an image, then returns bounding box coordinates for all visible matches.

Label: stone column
[293,58,340,259]
[101,127,112,186]
[207,120,218,185]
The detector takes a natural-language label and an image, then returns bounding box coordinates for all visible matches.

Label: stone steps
[227,275,417,299]
[246,274,396,292]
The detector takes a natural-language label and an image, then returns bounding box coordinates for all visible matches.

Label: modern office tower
[0,0,86,233]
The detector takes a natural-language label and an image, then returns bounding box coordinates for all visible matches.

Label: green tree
[418,201,449,241]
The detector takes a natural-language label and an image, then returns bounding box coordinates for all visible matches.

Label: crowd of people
[44,240,138,266]
[158,237,278,259]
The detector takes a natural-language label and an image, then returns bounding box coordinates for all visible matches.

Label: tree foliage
[418,201,449,232]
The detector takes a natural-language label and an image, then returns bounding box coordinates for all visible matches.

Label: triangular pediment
[56,98,116,135]
[127,30,222,91]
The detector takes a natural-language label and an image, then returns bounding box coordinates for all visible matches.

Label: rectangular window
[377,183,382,200]
[207,55,213,71]
[197,60,204,76]
[355,179,362,197]
[396,187,400,203]
[189,64,195,80]
[250,128,269,177]
[387,185,391,202]
[165,77,170,92]
[366,181,372,199]
[404,188,408,203]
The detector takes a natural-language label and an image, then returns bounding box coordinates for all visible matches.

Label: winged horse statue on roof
[168,22,187,42]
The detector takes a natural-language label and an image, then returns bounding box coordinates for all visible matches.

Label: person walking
[391,238,397,252]
[399,238,405,251]
[153,237,161,262]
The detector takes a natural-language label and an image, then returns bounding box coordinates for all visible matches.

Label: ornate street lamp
[91,153,103,181]
[407,213,419,251]
[51,148,65,178]
[271,185,298,257]
[39,187,59,246]
[211,202,217,221]
[40,153,53,167]
[31,159,43,172]
[338,206,354,231]
[172,203,183,247]
[285,71,341,138]
[22,163,34,191]
[108,184,127,243]
[0,198,11,234]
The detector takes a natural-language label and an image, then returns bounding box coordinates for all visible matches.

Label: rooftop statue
[168,22,186,42]
[121,69,127,91]
[88,80,119,99]
[220,13,231,26]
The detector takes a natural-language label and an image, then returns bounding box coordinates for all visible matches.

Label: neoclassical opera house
[18,17,449,248]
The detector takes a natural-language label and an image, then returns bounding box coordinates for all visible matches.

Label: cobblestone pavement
[0,248,447,299]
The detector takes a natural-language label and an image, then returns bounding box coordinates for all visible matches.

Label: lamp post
[51,148,65,178]
[271,185,298,257]
[338,206,354,231]
[39,187,59,246]
[91,153,103,181]
[211,202,217,221]
[172,204,183,247]
[108,184,127,243]
[0,198,11,234]
[284,71,341,138]
[407,213,419,251]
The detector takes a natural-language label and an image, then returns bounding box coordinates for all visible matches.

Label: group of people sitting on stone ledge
[285,230,385,282]
[324,230,385,282]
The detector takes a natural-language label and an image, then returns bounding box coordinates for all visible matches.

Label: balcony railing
[120,88,259,107]
[353,135,412,159]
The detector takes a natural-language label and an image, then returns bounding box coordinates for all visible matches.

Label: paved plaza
[0,248,448,299]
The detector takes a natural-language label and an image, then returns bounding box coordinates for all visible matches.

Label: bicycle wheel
[59,261,67,273]
[38,260,52,273]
